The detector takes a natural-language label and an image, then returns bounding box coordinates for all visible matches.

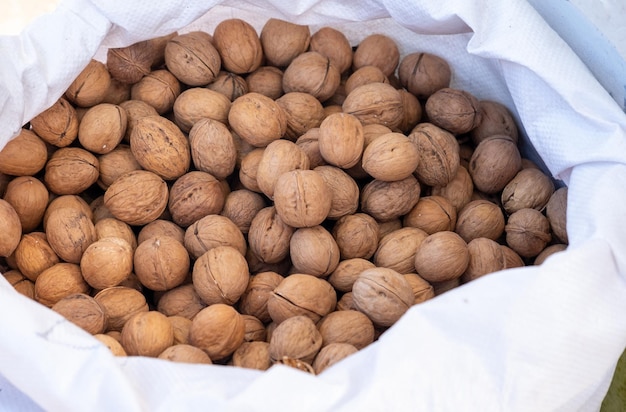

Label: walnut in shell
[94,286,149,331]
[188,118,236,180]
[505,208,552,258]
[183,214,247,259]
[65,59,111,107]
[461,237,506,283]
[408,122,460,187]
[362,132,420,181]
[29,97,78,147]
[78,103,127,154]
[345,66,389,95]
[45,207,97,264]
[0,199,21,258]
[455,199,506,243]
[469,135,522,194]
[97,145,142,190]
[4,176,49,233]
[164,31,221,86]
[398,52,451,99]
[239,271,284,323]
[156,283,206,320]
[168,171,225,227]
[501,168,555,214]
[52,293,107,335]
[173,88,231,133]
[134,236,190,291]
[328,258,376,293]
[267,274,337,324]
[352,267,414,327]
[44,147,99,195]
[14,232,59,282]
[425,88,482,134]
[192,245,249,306]
[220,189,266,234]
[269,315,323,364]
[138,219,185,245]
[158,344,213,364]
[546,186,568,244]
[247,206,294,265]
[373,227,429,274]
[273,169,332,228]
[121,311,174,357]
[232,341,271,371]
[261,18,311,67]
[189,303,245,360]
[34,263,90,307]
[414,231,470,283]
[331,213,379,260]
[317,310,375,350]
[0,129,48,176]
[283,51,341,102]
[207,71,248,101]
[256,139,310,199]
[404,273,435,305]
[130,69,181,114]
[309,27,353,74]
[213,19,263,74]
[318,113,364,169]
[360,176,421,222]
[246,66,284,100]
[352,34,399,77]
[80,237,134,290]
[403,195,457,235]
[470,100,519,145]
[290,225,340,277]
[312,342,358,374]
[342,83,403,129]
[229,93,287,147]
[276,92,326,140]
[4,270,35,299]
[430,165,474,212]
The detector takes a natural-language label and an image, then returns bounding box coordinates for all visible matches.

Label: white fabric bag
[1,0,626,410]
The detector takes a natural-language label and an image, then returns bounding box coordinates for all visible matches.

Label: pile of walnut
[0,18,568,374]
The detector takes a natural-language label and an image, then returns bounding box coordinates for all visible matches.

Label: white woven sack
[1,0,626,411]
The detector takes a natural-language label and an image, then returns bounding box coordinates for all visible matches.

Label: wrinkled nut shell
[168,171,225,227]
[45,207,97,264]
[192,246,249,306]
[65,59,111,107]
[35,263,90,307]
[52,293,108,335]
[328,258,376,293]
[156,284,206,320]
[398,52,451,99]
[408,122,460,187]
[29,97,78,147]
[362,132,420,182]
[104,170,169,226]
[374,227,429,275]
[282,51,341,102]
[332,213,379,260]
[80,237,134,290]
[546,186,568,244]
[461,238,506,283]
[164,31,221,86]
[261,18,311,67]
[352,267,414,327]
[425,88,482,135]
[0,199,22,257]
[501,168,555,214]
[505,208,552,258]
[189,119,237,180]
[456,199,505,243]
[232,341,271,371]
[289,226,340,277]
[0,129,48,176]
[404,273,435,305]
[342,83,404,130]
[267,274,336,324]
[158,344,213,364]
[228,93,287,147]
[183,214,247,259]
[14,232,59,281]
[309,27,352,74]
[269,315,322,364]
[94,286,149,332]
[317,310,375,350]
[312,342,358,375]
[213,19,263,74]
[121,311,174,357]
[414,231,470,283]
[273,170,332,228]
[360,176,421,222]
[189,303,245,360]
[134,236,190,291]
[44,147,99,195]
[173,88,231,133]
[353,34,399,77]
[469,135,522,194]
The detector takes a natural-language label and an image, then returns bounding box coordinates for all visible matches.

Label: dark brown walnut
[313,166,360,219]
[246,66,284,100]
[470,100,519,145]
[398,52,451,99]
[29,97,78,147]
[309,27,353,74]
[4,176,49,232]
[362,132,420,182]
[44,147,99,195]
[94,286,149,332]
[328,258,376,293]
[534,244,567,265]
[164,31,221,86]
[260,18,311,67]
[158,344,213,364]
[102,78,131,105]
[273,169,332,228]
[247,206,294,264]
[360,176,421,222]
[296,128,326,169]
[65,59,111,107]
[505,208,552,258]
[342,83,404,130]
[173,88,231,133]
[332,213,379,260]
[403,196,457,235]
[97,145,142,190]
[189,303,245,360]
[256,139,310,199]
[269,315,323,364]
[282,51,341,102]
[138,219,185,245]
[134,236,190,292]
[404,273,435,305]
[239,271,284,323]
[267,274,337,324]
[352,267,414,327]
[213,19,263,74]
[408,122,460,187]
[312,342,358,374]
[192,245,249,306]
[290,225,340,277]
[168,171,225,227]
[4,270,35,299]
[374,227,429,274]
[207,71,248,101]
[130,115,190,180]
[242,315,266,342]
[119,99,159,142]
[317,310,375,350]
[34,263,90,307]
[184,214,247,259]
[455,199,505,243]
[14,232,59,282]
[398,89,423,133]
[130,69,181,114]
[0,200,21,257]
[121,311,174,357]
[104,170,169,226]
[345,66,389,95]
[238,148,265,193]
[318,113,364,169]
[501,168,555,215]
[45,207,97,264]
[80,237,134,290]
[229,92,287,147]
[414,231,470,283]
[52,293,107,335]
[461,238,506,283]
[189,118,236,181]
[232,341,271,371]
[0,129,47,176]
[156,283,206,320]
[425,88,482,135]
[220,189,266,234]
[431,165,474,212]
[546,186,568,244]
[469,135,522,194]
[107,33,177,84]
[78,103,127,154]
[352,34,400,77]
[276,92,326,140]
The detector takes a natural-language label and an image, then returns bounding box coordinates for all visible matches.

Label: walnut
[332,213,379,260]
[130,69,181,114]
[13,232,59,281]
[317,310,375,349]
[404,273,435,304]
[232,341,271,371]
[470,100,519,145]
[45,207,97,264]
[189,303,245,361]
[342,83,404,129]
[156,283,206,320]
[425,88,482,134]
[0,129,48,176]
[455,199,506,243]
[290,226,340,277]
[228,93,287,147]
[362,132,420,182]
[65,59,111,107]
[276,92,326,140]
[283,51,341,102]
[192,246,249,306]
[345,66,389,95]
[313,165,360,219]
[172,88,231,133]
[328,258,376,293]
[309,27,353,74]
[134,236,190,292]
[29,97,78,147]
[505,208,552,258]
[352,34,399,77]
[256,139,310,199]
[534,244,567,265]
[430,165,474,212]
[213,19,263,74]
[247,206,295,265]
[360,176,421,222]
[273,169,332,228]
[189,118,237,180]
[121,311,174,357]
[168,171,225,227]
[414,231,470,283]
[246,66,284,100]
[80,237,134,290]
[408,122,460,187]
[138,219,185,245]
[97,145,142,190]
[312,342,358,374]
[51,293,107,335]
[44,147,99,195]
[374,227,429,274]
[460,238,506,283]
[269,315,323,364]
[546,186,568,244]
[207,71,248,101]
[220,189,266,234]
[78,103,127,154]
[164,31,221,86]
[239,271,284,323]
[4,176,49,233]
[469,135,522,194]
[34,263,90,307]
[501,168,555,214]
[403,195,457,234]
[158,344,213,364]
[398,53,451,99]
[260,18,311,67]
[183,214,247,259]
[267,274,337,324]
